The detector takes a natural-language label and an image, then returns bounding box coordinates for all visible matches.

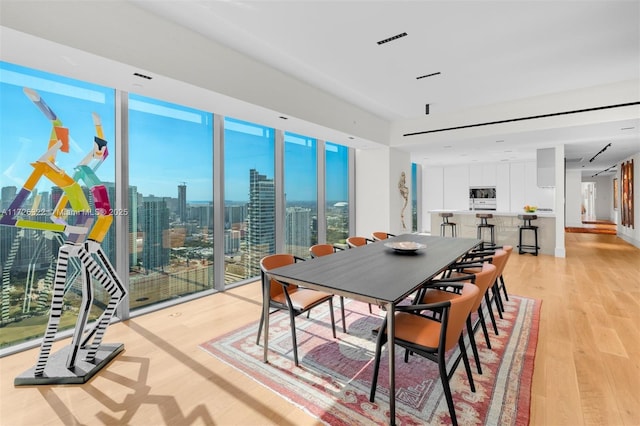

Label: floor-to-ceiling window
[0,61,115,348]
[223,118,275,283]
[325,142,349,244]
[128,94,214,310]
[0,61,355,352]
[284,132,317,258]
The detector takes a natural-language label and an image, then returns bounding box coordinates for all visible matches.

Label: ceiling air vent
[377,32,407,45]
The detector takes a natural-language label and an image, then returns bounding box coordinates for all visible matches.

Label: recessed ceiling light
[443,145,452,149]
[279,116,288,120]
[348,136,355,140]
[416,72,441,80]
[133,72,152,80]
[621,126,635,130]
[377,32,407,45]
[495,140,505,143]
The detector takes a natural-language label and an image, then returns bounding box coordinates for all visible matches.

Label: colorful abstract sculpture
[1,88,127,384]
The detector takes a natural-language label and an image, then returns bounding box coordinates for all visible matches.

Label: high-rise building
[225,204,247,229]
[245,169,275,277]
[1,186,17,211]
[224,229,241,254]
[189,203,213,230]
[140,199,170,272]
[178,183,187,223]
[285,206,311,258]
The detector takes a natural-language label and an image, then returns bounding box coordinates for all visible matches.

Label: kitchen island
[430,210,556,255]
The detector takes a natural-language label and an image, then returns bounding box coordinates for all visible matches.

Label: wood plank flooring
[1,233,639,425]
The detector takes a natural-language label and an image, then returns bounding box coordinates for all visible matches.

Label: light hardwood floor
[1,233,639,425]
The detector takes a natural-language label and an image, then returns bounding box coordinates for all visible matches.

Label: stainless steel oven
[469,187,496,210]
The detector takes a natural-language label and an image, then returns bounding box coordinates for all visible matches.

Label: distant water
[188,201,214,205]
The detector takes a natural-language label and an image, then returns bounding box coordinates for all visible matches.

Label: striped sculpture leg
[34,243,76,376]
[78,240,126,362]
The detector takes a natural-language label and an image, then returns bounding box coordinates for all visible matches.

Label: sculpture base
[14,343,124,386]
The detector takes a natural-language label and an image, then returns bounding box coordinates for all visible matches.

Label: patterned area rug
[200,295,540,425]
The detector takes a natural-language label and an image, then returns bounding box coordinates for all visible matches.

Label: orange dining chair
[369,283,480,426]
[457,247,510,321]
[416,262,498,375]
[346,236,375,247]
[371,232,396,241]
[257,253,337,366]
[309,244,347,332]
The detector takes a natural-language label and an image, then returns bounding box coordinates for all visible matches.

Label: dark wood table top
[268,234,481,305]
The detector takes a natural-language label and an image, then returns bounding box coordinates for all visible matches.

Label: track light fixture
[589,143,612,162]
[591,164,616,177]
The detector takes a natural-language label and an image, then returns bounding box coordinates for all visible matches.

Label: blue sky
[1,61,348,205]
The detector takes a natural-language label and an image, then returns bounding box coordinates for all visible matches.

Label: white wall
[565,169,583,227]
[355,148,390,238]
[355,148,411,238]
[581,175,615,221]
[421,166,444,234]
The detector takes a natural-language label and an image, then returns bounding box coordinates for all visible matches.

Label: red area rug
[200,295,540,425]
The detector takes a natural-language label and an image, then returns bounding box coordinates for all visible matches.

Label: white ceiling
[2,1,638,177]
[127,0,639,176]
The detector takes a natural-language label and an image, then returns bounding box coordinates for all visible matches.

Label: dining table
[263,233,481,425]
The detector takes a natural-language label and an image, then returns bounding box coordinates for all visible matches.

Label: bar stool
[439,212,457,237]
[476,213,495,248]
[518,214,539,255]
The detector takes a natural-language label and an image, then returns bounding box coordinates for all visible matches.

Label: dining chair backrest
[309,244,336,258]
[444,283,479,352]
[346,236,371,248]
[469,263,498,311]
[261,254,297,299]
[490,249,509,278]
[372,232,394,241]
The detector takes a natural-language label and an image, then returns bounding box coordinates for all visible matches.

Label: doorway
[581,182,596,221]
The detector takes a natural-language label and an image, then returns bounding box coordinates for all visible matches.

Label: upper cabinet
[537,148,555,187]
[469,163,497,187]
[496,163,510,211]
[444,165,470,210]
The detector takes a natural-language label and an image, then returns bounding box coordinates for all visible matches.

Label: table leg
[262,278,270,363]
[387,302,395,425]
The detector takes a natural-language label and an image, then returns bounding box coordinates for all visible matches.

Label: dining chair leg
[466,317,482,374]
[369,325,387,402]
[500,275,509,301]
[256,309,265,345]
[288,310,300,366]
[477,308,492,349]
[438,351,459,426]
[368,303,373,314]
[492,283,504,318]
[459,336,476,393]
[328,298,337,339]
[484,293,499,335]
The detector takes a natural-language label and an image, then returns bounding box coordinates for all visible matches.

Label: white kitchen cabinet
[469,163,497,186]
[496,163,510,211]
[444,165,470,210]
[510,162,527,211]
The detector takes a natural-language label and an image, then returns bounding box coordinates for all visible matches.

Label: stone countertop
[429,209,555,218]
